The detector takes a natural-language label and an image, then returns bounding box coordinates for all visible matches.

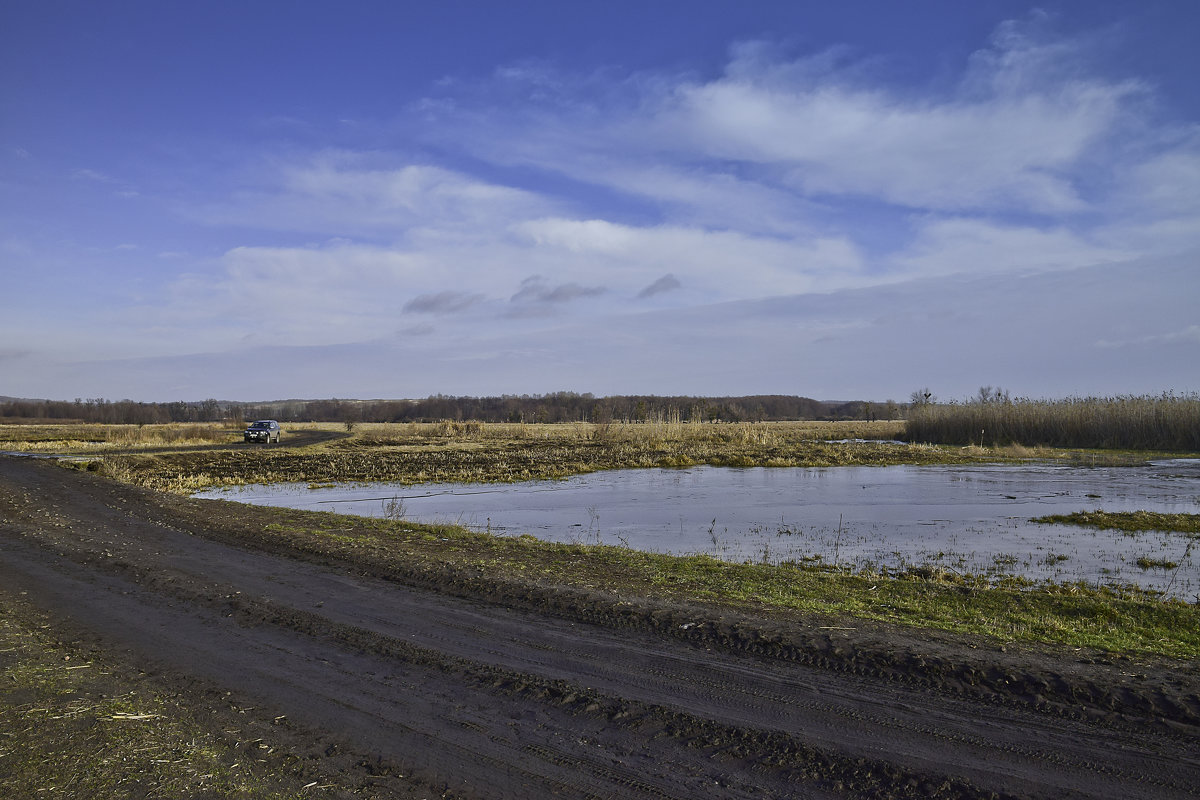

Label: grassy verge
[239,504,1200,660]
[1032,510,1200,536]
[0,593,341,799]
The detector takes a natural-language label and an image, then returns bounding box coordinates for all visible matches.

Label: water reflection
[196,461,1200,599]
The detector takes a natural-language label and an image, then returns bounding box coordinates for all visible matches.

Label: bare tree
[910,388,935,406]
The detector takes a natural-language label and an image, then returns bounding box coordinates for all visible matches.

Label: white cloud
[1119,134,1200,218]
[194,153,557,239]
[422,17,1151,226]
[890,218,1131,278]
[169,15,1190,338]
[658,35,1138,215]
[162,199,872,353]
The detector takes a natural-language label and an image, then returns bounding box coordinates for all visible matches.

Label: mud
[2,456,1198,798]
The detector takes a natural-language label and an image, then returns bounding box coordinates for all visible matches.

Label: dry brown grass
[0,422,236,451]
[353,419,905,447]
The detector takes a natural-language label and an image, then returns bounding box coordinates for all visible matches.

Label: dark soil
[2,455,1198,799]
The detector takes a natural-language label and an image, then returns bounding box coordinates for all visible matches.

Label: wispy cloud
[403,290,484,314]
[0,347,31,361]
[192,154,557,239]
[72,168,115,183]
[398,322,436,337]
[655,30,1139,215]
[408,13,1196,272]
[638,273,682,298]
[510,275,605,304]
[71,167,140,198]
[1097,325,1200,349]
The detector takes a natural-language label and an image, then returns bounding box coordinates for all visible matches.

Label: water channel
[196,460,1200,599]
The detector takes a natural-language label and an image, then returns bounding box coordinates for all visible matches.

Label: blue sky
[2,1,1198,403]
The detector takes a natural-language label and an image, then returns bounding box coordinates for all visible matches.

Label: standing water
[196,460,1200,599]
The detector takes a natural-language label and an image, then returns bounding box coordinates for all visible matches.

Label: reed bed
[904,394,1200,451]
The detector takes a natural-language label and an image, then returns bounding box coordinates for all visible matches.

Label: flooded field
[197,460,1200,598]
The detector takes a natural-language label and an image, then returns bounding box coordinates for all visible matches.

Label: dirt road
[1,456,1197,798]
[92,426,351,455]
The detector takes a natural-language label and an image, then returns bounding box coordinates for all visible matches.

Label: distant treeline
[0,393,889,425]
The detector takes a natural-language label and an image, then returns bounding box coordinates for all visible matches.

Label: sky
[2,0,1198,403]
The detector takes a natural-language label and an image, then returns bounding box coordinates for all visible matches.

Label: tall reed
[904,394,1200,451]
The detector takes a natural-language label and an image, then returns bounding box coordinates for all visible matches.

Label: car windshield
[248,422,271,429]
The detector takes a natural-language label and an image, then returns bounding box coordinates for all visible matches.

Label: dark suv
[244,420,282,443]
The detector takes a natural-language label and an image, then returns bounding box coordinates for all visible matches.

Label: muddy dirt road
[1,456,1198,798]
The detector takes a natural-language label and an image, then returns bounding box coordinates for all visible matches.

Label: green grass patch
[1032,510,1200,536]
[239,504,1200,660]
[1135,556,1180,570]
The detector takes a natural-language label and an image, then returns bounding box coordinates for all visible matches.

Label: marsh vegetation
[34,416,1158,496]
[1032,510,1200,535]
[905,393,1200,450]
[79,419,953,492]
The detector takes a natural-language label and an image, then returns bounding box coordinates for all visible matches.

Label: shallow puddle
[197,460,1200,599]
